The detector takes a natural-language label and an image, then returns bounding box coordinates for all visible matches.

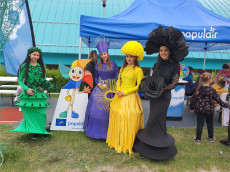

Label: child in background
[14,86,23,103]
[212,79,228,96]
[214,64,230,84]
[190,72,228,144]
[194,69,206,91]
[212,79,228,122]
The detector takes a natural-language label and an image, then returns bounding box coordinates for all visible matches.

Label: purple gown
[83,61,118,139]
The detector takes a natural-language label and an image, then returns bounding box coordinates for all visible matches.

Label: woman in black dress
[134,26,188,160]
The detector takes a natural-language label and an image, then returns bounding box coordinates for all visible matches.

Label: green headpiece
[28,47,42,54]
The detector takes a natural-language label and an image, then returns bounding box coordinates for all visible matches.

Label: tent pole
[203,43,207,70]
[79,37,82,59]
[203,50,207,70]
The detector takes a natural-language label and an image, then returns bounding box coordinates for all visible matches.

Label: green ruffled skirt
[11,90,51,134]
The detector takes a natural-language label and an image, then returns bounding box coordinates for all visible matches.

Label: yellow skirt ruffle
[106,92,144,155]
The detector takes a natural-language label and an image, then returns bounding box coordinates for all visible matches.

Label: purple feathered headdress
[96,41,110,54]
[96,35,110,54]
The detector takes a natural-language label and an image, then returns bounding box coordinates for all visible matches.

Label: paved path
[0,97,222,128]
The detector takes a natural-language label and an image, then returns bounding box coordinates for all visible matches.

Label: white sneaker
[193,137,201,144]
[209,137,216,143]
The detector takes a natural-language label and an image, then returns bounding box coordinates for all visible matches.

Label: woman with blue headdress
[83,37,118,139]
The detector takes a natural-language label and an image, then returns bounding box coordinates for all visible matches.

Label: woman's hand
[190,109,194,113]
[102,84,107,90]
[98,83,107,90]
[117,91,124,97]
[39,87,43,92]
[26,88,35,96]
[97,83,103,90]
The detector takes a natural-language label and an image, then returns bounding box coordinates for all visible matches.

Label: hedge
[0,65,222,93]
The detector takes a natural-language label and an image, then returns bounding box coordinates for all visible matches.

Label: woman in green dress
[12,47,51,139]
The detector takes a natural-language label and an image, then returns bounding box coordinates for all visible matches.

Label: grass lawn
[0,124,230,172]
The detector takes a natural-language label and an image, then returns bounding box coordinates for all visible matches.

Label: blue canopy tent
[80,0,230,68]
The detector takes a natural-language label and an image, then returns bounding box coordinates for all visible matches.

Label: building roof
[27,0,230,69]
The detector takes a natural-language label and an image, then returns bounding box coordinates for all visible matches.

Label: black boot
[32,134,38,140]
[220,139,230,147]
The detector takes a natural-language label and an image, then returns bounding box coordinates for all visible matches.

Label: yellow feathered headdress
[121,41,144,61]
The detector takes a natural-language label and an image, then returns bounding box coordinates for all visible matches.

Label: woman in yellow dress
[106,41,144,155]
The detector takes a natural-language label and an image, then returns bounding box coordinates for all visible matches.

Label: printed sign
[167,85,185,118]
[50,89,88,131]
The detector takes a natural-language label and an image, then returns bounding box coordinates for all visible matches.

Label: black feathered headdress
[144,26,189,62]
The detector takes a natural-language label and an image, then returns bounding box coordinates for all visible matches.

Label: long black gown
[133,60,180,160]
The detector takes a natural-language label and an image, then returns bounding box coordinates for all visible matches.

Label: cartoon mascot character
[59,59,93,118]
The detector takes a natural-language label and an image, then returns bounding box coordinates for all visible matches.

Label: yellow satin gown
[106,65,144,155]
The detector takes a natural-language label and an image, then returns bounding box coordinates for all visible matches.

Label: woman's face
[29,51,40,63]
[126,54,137,65]
[159,46,170,60]
[100,52,108,63]
[223,68,230,73]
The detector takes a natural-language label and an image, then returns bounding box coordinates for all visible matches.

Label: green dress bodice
[16,63,50,107]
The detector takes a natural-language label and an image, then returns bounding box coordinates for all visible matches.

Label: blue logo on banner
[56,119,66,126]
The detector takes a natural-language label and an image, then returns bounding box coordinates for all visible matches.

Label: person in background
[184,67,195,96]
[220,84,230,147]
[14,86,23,103]
[214,64,230,84]
[194,69,206,91]
[212,79,228,96]
[190,72,229,144]
[14,86,23,111]
[212,79,228,122]
[183,67,194,82]
[86,50,98,89]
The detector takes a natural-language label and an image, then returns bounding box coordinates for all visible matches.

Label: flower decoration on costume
[139,73,165,99]
[27,78,53,91]
[144,26,188,62]
[121,41,144,61]
[28,47,42,54]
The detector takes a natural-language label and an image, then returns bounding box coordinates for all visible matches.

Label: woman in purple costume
[83,40,118,139]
